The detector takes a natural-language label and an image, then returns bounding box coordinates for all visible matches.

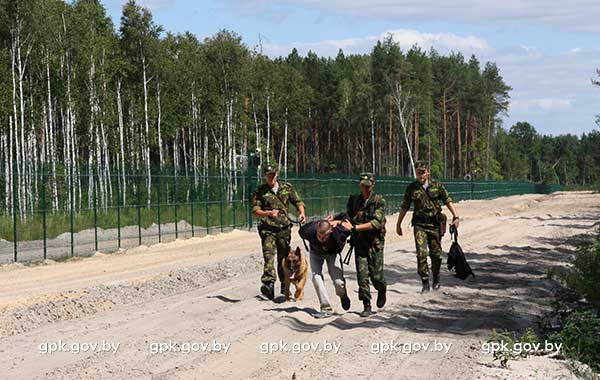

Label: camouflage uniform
[347,187,387,304]
[400,180,452,281]
[251,181,304,285]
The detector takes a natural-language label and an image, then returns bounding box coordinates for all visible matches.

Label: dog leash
[289,216,310,252]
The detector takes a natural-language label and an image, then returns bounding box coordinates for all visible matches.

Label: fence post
[246,152,253,231]
[69,162,74,257]
[157,172,161,243]
[12,154,18,262]
[117,174,121,249]
[205,177,210,235]
[232,171,236,229]
[470,180,474,200]
[42,164,47,260]
[174,169,178,239]
[137,173,142,246]
[190,180,195,238]
[93,168,98,252]
[219,177,224,233]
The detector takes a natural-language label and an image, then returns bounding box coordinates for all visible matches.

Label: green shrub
[487,328,539,368]
[550,311,600,372]
[561,230,600,303]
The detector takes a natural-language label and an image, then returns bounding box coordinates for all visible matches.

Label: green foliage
[541,228,600,374]
[487,328,539,368]
[560,229,600,303]
[550,311,600,372]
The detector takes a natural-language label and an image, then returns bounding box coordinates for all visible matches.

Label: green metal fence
[0,169,564,263]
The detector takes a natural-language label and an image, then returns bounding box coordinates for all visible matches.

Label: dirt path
[0,191,598,380]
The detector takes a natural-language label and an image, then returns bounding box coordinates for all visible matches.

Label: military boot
[360,302,373,317]
[376,285,387,308]
[432,274,441,290]
[260,282,275,300]
[421,279,431,293]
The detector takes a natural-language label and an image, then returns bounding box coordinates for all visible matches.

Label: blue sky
[104,0,600,136]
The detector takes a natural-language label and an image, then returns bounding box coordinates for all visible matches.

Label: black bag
[447,225,475,280]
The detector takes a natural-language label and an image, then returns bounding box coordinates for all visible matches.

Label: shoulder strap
[449,225,458,243]
[423,185,442,212]
[270,183,289,209]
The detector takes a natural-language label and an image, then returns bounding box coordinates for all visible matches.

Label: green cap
[262,164,279,175]
[359,172,375,186]
[415,161,429,172]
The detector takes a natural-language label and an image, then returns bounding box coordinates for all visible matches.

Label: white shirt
[270,181,280,194]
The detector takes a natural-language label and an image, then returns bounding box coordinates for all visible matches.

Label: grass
[539,228,600,374]
[487,328,539,368]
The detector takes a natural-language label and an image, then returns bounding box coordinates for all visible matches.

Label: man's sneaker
[313,310,333,319]
[360,303,373,317]
[421,279,431,294]
[432,274,440,290]
[261,282,275,300]
[340,294,351,311]
[376,285,387,308]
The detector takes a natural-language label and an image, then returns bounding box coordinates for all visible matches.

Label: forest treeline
[1,0,599,216]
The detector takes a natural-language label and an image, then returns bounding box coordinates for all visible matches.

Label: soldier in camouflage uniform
[396,162,460,293]
[345,173,387,317]
[251,164,306,300]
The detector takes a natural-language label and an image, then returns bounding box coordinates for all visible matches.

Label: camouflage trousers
[413,225,442,281]
[354,244,386,304]
[258,227,291,284]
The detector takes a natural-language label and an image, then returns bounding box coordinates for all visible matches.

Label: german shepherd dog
[282,247,308,301]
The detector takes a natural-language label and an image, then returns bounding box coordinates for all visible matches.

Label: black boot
[260,282,275,300]
[421,279,431,293]
[432,274,440,290]
[376,285,387,308]
[360,302,373,317]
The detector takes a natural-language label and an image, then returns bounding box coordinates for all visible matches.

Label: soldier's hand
[341,220,353,230]
[452,217,460,228]
[268,210,279,218]
[299,213,306,224]
[396,224,403,236]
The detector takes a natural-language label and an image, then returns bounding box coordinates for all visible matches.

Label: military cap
[415,161,430,172]
[262,164,279,175]
[359,172,375,186]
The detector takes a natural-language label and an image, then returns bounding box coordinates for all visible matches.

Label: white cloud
[385,29,489,51]
[264,28,489,57]
[511,98,572,112]
[497,47,600,134]
[226,0,600,33]
[105,0,175,13]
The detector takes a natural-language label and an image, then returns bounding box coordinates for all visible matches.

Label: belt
[258,223,292,233]
[412,212,439,225]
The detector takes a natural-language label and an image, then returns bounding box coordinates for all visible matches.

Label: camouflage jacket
[251,182,304,229]
[345,193,386,250]
[400,180,452,227]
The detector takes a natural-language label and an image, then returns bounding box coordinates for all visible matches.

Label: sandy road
[0,191,598,380]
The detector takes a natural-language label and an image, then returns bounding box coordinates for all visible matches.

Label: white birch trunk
[393,81,416,178]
